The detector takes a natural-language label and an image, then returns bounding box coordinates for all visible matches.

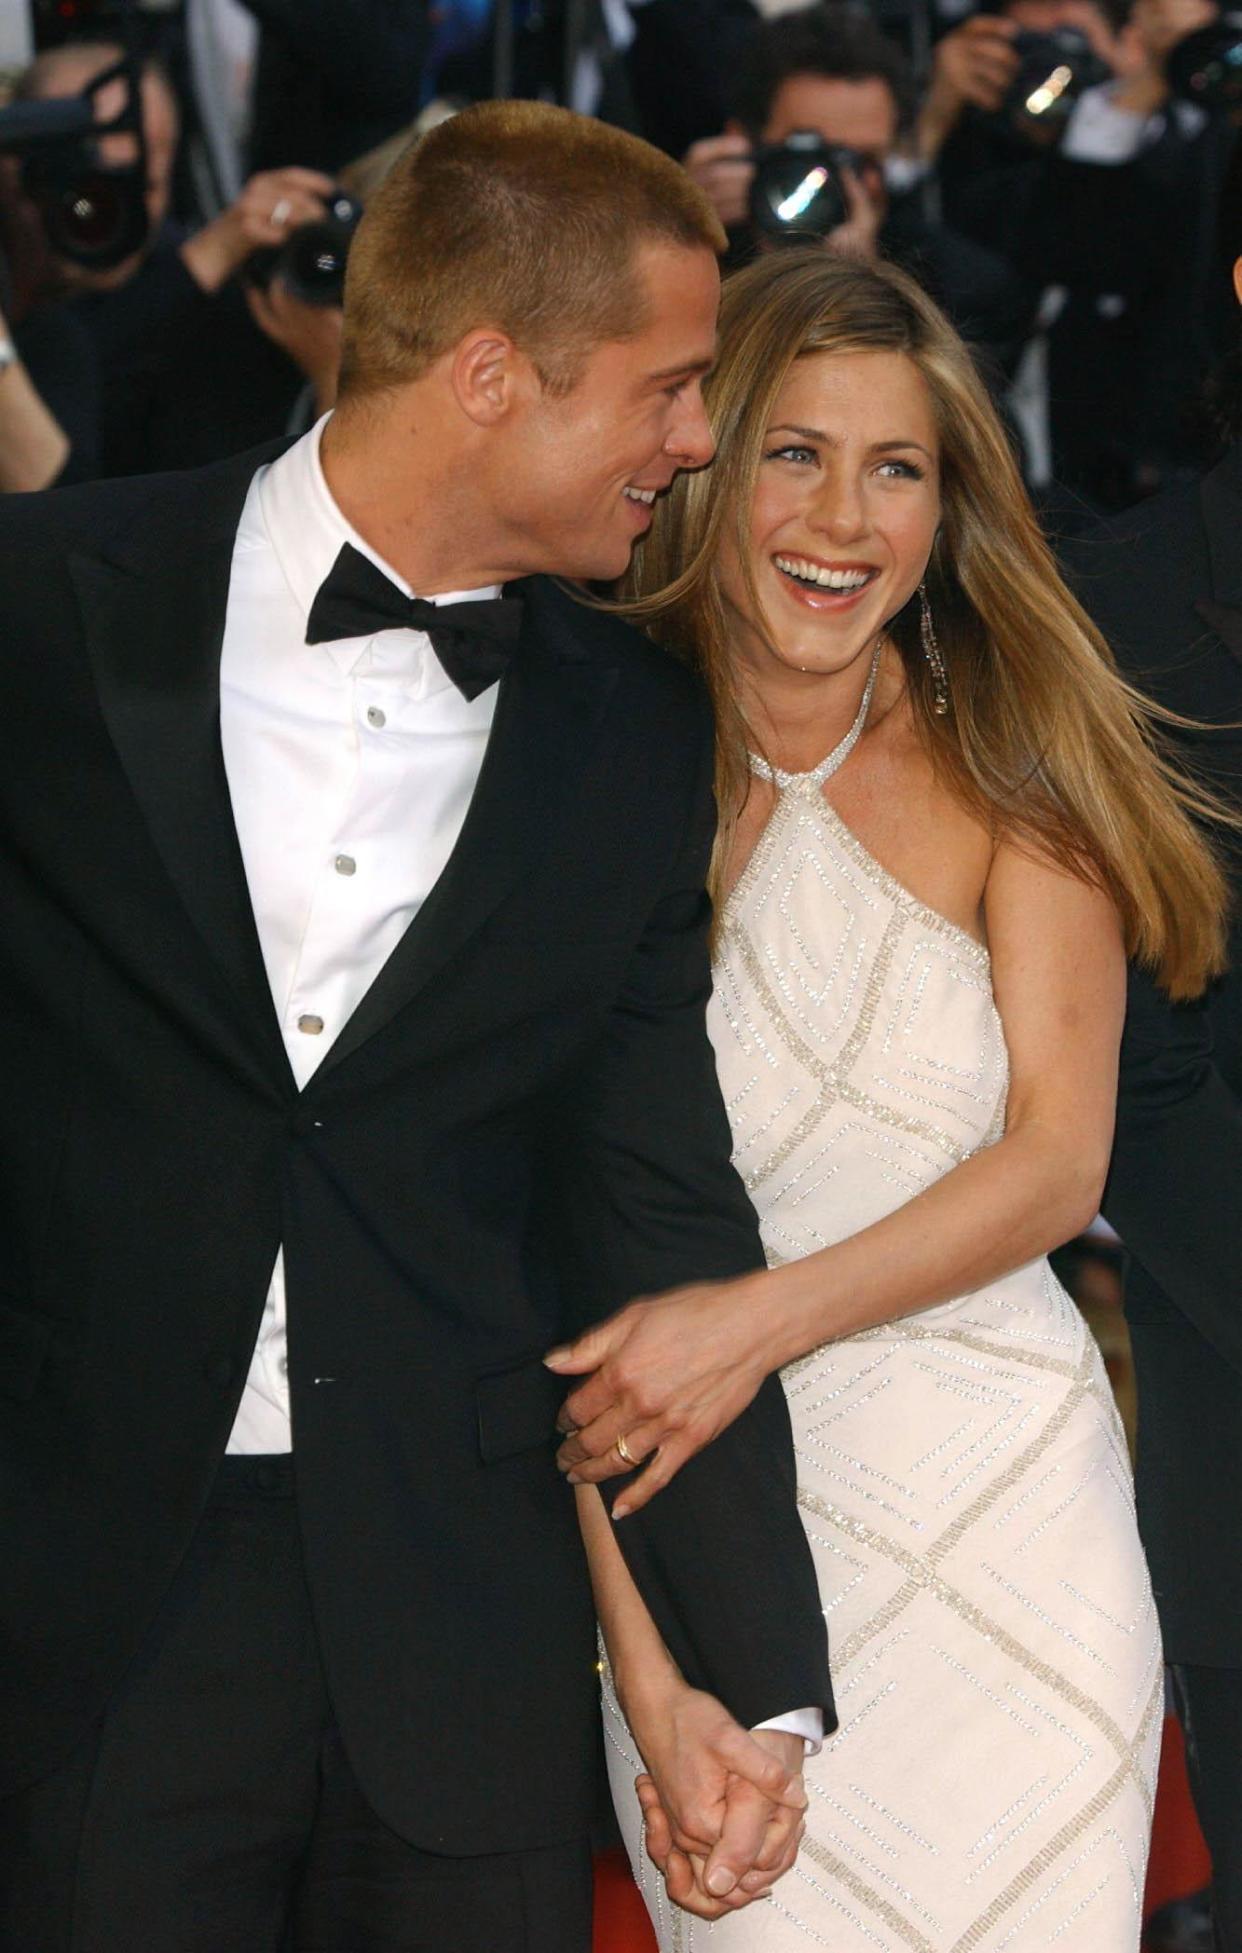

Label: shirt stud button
[297,1013,325,1036]
[366,706,386,729]
[334,854,356,876]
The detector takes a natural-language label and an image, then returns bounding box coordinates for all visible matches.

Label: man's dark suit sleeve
[1105,963,1242,1380]
[546,701,834,1734]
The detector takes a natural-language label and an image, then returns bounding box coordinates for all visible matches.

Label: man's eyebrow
[647,357,715,383]
[767,423,935,461]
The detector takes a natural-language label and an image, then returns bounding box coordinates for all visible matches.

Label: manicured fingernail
[706,1869,735,1896]
[566,1472,581,1485]
[544,1348,571,1366]
[612,1501,632,1520]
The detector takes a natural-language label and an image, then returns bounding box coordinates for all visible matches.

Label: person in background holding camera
[921,0,1234,511]
[684,4,910,262]
[12,39,336,476]
[683,4,1032,379]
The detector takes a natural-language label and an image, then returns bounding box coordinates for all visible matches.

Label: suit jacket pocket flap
[476,1356,565,1463]
[0,1298,55,1402]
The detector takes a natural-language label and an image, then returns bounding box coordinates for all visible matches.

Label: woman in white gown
[553,252,1231,1950]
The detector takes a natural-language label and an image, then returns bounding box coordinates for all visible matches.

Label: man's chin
[554,552,633,590]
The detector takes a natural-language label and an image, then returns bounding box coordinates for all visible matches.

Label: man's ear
[449,328,533,427]
[1233,256,1242,312]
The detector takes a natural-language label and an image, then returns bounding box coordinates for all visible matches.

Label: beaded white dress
[603,760,1162,1952]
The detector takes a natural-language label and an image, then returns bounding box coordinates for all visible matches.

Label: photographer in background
[685,6,915,259]
[13,39,334,476]
[683,4,1032,374]
[921,0,1233,509]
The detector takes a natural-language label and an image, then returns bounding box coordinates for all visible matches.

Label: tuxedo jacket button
[203,1354,236,1387]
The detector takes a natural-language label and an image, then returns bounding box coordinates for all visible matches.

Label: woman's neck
[741,638,899,775]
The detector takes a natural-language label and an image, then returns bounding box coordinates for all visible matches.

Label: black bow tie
[305,543,524,701]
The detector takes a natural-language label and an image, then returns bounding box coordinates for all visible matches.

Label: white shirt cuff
[752,1707,824,1756]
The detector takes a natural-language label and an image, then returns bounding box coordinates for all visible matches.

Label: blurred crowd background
[1,0,1240,525]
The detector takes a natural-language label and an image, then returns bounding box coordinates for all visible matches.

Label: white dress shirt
[216,416,821,1749]
[220,414,502,1451]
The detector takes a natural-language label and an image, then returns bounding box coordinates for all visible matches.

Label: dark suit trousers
[1172,1664,1242,1953]
[0,1457,592,1953]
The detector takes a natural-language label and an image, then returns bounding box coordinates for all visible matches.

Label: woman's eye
[765,444,816,465]
[877,458,925,480]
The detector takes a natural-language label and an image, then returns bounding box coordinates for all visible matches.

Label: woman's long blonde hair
[621,249,1229,1000]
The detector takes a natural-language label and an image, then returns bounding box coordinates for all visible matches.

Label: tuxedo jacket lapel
[71,455,617,1092]
[317,586,618,1081]
[71,444,293,1093]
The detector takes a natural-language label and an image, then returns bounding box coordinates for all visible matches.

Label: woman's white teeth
[624,486,657,505]
[775,556,871,590]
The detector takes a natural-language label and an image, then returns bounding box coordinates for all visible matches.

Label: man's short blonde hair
[338,99,726,400]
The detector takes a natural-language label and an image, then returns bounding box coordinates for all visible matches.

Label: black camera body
[0,55,149,272]
[749,131,865,246]
[243,192,365,309]
[1001,28,1113,142]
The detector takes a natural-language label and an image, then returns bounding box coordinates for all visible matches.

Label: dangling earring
[919,581,949,716]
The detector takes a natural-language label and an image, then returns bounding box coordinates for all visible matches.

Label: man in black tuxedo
[1067,427,1242,1944]
[0,101,832,1951]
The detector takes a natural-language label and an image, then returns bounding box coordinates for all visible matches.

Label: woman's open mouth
[773,555,879,609]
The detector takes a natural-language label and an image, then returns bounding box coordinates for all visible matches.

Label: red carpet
[1145,1714,1211,1919]
[591,1717,1211,1950]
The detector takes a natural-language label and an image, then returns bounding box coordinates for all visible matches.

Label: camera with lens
[242,192,364,309]
[0,54,149,272]
[997,28,1113,143]
[1165,9,1242,110]
[749,131,866,246]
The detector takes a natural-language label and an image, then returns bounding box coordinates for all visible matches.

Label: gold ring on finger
[615,1431,637,1466]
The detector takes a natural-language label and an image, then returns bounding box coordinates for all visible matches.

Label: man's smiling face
[486,240,721,584]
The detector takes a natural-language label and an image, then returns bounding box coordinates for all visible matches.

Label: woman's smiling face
[722,348,942,683]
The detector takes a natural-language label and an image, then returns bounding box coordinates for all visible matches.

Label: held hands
[623,1683,807,1918]
[547,1275,774,1517]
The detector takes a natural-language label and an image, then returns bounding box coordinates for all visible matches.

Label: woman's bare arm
[553,844,1125,1513]
[575,1483,807,1916]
